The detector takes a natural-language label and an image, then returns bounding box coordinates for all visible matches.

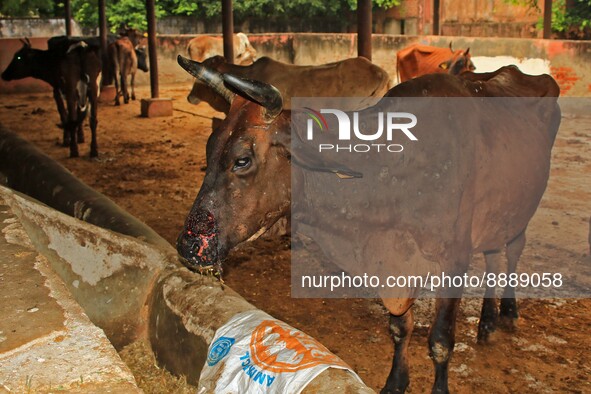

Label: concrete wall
[387,0,540,37]
[0,18,82,38]
[1,33,591,96]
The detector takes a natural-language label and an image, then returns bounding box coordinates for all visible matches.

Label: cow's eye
[233,157,251,171]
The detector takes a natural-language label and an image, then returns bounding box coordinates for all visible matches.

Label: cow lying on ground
[2,38,101,157]
[108,37,149,105]
[176,55,560,393]
[396,43,475,83]
[186,55,392,112]
[187,33,257,66]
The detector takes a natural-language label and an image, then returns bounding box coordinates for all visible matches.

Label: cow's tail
[68,42,91,113]
[76,74,90,112]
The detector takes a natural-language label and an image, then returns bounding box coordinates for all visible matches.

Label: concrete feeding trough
[0,124,372,393]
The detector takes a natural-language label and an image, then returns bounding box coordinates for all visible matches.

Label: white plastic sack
[198,310,362,394]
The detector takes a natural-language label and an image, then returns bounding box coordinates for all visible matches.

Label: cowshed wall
[1,33,590,97]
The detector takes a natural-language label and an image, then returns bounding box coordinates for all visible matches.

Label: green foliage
[108,0,166,31]
[505,0,591,38]
[2,0,401,31]
[69,0,165,31]
[0,0,54,17]
[533,0,591,38]
[70,0,98,28]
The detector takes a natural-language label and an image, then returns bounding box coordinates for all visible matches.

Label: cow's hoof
[476,328,498,345]
[498,315,519,332]
[69,151,79,158]
[131,95,136,101]
[380,386,407,394]
[90,151,99,158]
[115,101,120,106]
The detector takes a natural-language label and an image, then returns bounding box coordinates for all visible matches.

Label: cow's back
[235,57,391,110]
[187,35,255,65]
[336,70,560,257]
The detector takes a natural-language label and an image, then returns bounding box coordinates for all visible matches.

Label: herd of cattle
[1,31,148,157]
[2,32,563,393]
[1,32,475,158]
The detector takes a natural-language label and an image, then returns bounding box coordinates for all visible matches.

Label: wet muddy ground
[1,84,590,393]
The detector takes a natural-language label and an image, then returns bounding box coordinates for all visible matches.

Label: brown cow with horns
[175,54,560,393]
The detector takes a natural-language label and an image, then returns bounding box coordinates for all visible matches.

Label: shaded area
[0,85,589,392]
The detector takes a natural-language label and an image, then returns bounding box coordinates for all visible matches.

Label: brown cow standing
[187,33,257,65]
[108,37,148,106]
[396,43,475,83]
[186,55,392,112]
[175,56,561,393]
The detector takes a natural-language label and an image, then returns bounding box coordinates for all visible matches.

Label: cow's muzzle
[176,210,220,270]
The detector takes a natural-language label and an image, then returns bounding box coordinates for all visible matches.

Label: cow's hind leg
[130,72,136,101]
[477,250,501,344]
[52,88,69,146]
[429,295,462,394]
[499,231,525,330]
[381,309,414,394]
[122,73,130,104]
[76,123,84,143]
[88,80,99,158]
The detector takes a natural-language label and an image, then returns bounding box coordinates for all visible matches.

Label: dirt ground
[1,84,590,393]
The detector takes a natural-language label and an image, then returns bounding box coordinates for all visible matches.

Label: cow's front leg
[429,295,462,394]
[381,309,414,394]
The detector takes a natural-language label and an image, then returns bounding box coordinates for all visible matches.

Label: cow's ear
[273,114,362,179]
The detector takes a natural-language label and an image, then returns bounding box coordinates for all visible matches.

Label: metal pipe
[64,0,72,36]
[543,0,553,39]
[357,0,372,60]
[222,0,234,63]
[146,0,159,98]
[433,0,440,35]
[98,0,109,85]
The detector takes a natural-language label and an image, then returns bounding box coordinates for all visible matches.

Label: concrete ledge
[141,98,174,118]
[0,198,140,393]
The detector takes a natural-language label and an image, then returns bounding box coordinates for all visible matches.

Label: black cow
[2,38,101,157]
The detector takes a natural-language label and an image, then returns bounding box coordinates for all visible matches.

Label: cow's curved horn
[222,73,283,121]
[464,47,470,56]
[449,41,454,52]
[177,55,235,104]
